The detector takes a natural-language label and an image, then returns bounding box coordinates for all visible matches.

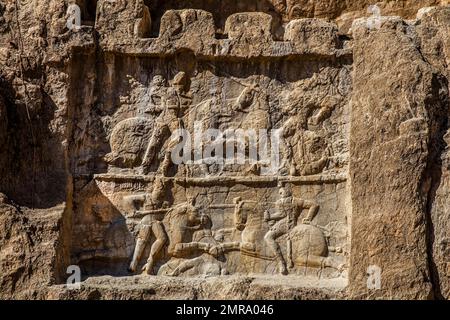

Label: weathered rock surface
[0,1,449,300]
[350,16,449,299]
[0,199,66,299]
[42,275,347,300]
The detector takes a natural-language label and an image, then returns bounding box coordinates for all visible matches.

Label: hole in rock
[76,0,98,26]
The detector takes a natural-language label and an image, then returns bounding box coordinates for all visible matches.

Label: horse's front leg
[172,242,211,257]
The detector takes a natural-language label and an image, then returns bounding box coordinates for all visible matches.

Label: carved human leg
[264,219,289,275]
[141,123,170,174]
[142,221,168,275]
[157,151,172,176]
[129,223,152,272]
[149,176,167,209]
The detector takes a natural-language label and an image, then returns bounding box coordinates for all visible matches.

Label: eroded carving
[66,1,81,31]
[104,117,153,167]
[141,72,192,175]
[224,12,273,42]
[263,185,343,274]
[72,23,350,281]
[129,200,212,275]
[97,0,151,38]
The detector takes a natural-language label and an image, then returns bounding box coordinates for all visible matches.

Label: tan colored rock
[415,7,450,299]
[160,9,215,40]
[284,19,340,54]
[225,12,273,42]
[42,275,347,300]
[349,11,449,299]
[0,203,65,299]
[0,0,449,301]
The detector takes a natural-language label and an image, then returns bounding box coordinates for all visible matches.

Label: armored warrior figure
[129,201,208,275]
[145,75,167,114]
[264,185,319,275]
[141,71,192,175]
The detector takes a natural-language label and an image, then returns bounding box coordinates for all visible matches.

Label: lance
[204,62,263,93]
[209,201,262,209]
[129,208,169,219]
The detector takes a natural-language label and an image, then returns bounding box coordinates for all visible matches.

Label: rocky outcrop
[0,197,65,299]
[350,15,449,299]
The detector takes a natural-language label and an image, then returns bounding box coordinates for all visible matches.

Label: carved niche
[69,8,351,282]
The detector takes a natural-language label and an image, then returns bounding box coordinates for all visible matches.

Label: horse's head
[185,205,212,229]
[166,198,207,227]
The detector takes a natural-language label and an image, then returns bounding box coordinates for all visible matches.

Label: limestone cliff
[0,0,449,300]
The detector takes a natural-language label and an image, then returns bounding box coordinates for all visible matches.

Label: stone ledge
[92,173,348,186]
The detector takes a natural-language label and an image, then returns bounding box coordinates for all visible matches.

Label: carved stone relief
[70,49,351,281]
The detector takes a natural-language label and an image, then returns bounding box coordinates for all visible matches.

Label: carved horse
[129,201,211,275]
[212,198,344,273]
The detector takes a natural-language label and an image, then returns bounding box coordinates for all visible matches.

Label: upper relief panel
[74,54,351,180]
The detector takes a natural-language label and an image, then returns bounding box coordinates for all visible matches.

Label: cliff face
[0,0,449,300]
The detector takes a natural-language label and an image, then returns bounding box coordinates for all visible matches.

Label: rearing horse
[129,201,210,275]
